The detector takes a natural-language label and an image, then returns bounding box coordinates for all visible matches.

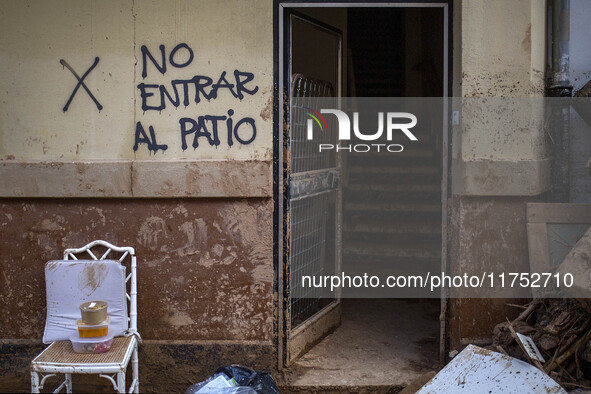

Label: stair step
[343,255,441,267]
[343,249,441,260]
[388,148,435,158]
[347,165,440,175]
[344,221,441,235]
[345,214,442,229]
[347,174,440,185]
[344,140,438,148]
[342,257,442,279]
[343,260,442,278]
[343,233,441,247]
[343,241,441,259]
[346,183,440,193]
[346,154,440,166]
[343,148,436,158]
[345,201,441,213]
[345,189,441,202]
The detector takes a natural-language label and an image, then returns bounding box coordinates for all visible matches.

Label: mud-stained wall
[0,199,274,391]
[447,197,541,350]
[0,200,273,340]
[447,0,550,351]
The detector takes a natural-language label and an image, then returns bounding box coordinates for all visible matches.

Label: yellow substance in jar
[78,327,109,338]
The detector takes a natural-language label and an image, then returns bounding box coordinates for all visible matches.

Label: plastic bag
[215,365,279,394]
[185,372,256,394]
[186,365,279,394]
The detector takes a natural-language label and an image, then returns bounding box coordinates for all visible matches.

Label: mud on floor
[279,299,440,391]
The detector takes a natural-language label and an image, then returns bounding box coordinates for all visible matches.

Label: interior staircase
[344,8,443,279]
[342,134,443,278]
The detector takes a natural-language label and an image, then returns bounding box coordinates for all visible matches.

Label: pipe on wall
[551,0,571,88]
[548,0,572,202]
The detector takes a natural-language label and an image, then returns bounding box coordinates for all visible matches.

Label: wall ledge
[452,158,551,196]
[0,160,272,198]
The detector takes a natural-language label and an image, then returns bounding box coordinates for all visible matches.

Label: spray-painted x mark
[60,57,103,112]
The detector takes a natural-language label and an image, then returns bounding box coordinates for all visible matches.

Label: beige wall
[0,0,273,197]
[454,0,549,196]
[0,0,135,161]
[133,0,273,161]
[461,0,546,98]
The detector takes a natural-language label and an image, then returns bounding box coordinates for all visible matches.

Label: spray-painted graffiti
[134,43,259,154]
[133,122,168,153]
[137,70,258,112]
[179,110,256,150]
[60,57,103,112]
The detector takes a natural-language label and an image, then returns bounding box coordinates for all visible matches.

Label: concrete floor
[281,299,440,392]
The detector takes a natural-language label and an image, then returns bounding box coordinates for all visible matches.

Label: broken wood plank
[545,329,591,373]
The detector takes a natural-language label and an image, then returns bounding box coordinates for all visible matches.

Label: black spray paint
[179,110,256,151]
[60,57,103,112]
[140,43,194,78]
[137,70,259,112]
[133,122,168,154]
[134,43,259,153]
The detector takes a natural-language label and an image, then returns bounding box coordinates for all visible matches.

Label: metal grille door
[282,12,343,366]
[288,75,339,327]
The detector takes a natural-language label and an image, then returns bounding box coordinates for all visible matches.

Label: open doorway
[277,2,449,389]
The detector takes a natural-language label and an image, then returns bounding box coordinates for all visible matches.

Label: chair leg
[31,371,40,393]
[65,373,73,393]
[117,371,126,393]
[132,347,139,393]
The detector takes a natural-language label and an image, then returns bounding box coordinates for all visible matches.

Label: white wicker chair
[30,240,140,393]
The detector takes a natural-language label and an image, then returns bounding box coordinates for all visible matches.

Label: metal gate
[284,71,342,364]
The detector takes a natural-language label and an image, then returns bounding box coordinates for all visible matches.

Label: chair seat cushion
[43,260,128,344]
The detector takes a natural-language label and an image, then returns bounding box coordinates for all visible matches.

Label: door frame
[284,12,343,366]
[273,0,453,369]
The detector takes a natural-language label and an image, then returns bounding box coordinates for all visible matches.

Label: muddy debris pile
[489,298,591,390]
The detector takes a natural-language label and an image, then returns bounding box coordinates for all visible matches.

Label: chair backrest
[64,240,138,333]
